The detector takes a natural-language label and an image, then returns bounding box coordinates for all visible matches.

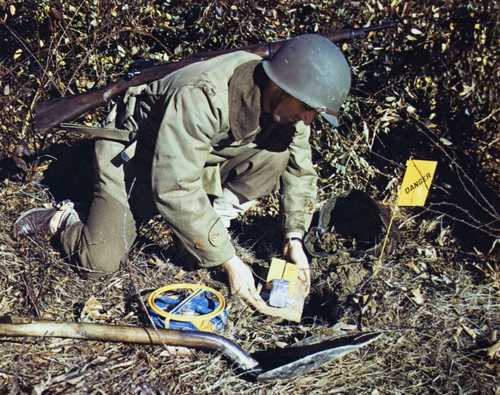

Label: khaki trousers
[59,142,289,274]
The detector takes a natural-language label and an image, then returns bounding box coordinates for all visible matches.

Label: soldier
[13,34,351,314]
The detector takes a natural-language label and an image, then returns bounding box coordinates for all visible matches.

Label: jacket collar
[228,60,267,142]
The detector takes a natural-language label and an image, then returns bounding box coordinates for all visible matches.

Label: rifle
[34,22,397,133]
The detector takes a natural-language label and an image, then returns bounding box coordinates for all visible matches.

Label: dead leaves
[80,296,110,322]
[486,341,500,360]
[410,286,425,305]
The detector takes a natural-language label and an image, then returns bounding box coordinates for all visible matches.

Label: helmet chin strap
[272,88,289,107]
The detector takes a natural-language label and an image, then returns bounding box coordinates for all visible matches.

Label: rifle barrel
[33,22,397,132]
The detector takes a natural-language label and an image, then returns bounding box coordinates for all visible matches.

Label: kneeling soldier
[14,34,351,314]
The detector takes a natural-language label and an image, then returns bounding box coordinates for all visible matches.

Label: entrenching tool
[253,332,381,381]
[0,316,380,381]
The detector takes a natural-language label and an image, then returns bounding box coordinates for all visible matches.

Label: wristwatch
[285,232,303,245]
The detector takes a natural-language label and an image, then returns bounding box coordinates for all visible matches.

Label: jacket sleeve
[281,121,318,236]
[151,86,235,267]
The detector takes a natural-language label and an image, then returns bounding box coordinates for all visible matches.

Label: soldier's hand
[283,238,311,296]
[223,256,272,314]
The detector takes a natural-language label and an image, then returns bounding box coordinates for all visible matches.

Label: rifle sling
[59,123,135,143]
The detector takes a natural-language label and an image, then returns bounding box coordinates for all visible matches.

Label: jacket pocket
[202,165,223,197]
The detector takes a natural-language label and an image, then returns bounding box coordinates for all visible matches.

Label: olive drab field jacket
[98,51,318,267]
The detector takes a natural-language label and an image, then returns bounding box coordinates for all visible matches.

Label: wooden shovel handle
[0,316,260,373]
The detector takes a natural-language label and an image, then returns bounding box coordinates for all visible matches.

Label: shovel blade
[254,332,381,382]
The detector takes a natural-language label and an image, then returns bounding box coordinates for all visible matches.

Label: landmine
[264,258,307,322]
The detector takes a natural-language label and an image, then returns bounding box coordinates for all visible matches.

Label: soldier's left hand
[283,238,311,295]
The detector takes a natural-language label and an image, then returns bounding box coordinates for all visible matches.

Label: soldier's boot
[212,188,256,228]
[13,200,81,239]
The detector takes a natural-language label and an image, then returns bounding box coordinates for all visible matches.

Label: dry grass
[0,181,498,394]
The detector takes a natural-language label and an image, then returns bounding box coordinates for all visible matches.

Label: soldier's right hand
[223,256,274,314]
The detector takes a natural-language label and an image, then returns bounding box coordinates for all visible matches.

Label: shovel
[0,316,380,381]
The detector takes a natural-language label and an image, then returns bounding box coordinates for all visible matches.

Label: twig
[474,108,499,126]
[44,1,87,93]
[1,22,62,96]
[428,201,498,229]
[423,207,499,239]
[413,118,498,218]
[22,89,40,151]
[21,273,42,319]
[123,177,191,356]
[0,368,37,379]
[367,150,405,169]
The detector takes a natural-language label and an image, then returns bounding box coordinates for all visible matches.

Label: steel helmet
[262,34,351,127]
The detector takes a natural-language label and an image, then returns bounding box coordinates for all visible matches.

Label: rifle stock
[34,23,396,132]
[35,80,128,133]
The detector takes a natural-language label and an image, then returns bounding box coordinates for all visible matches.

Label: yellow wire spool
[146,283,227,332]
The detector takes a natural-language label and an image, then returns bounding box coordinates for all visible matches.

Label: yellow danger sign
[397,160,437,206]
